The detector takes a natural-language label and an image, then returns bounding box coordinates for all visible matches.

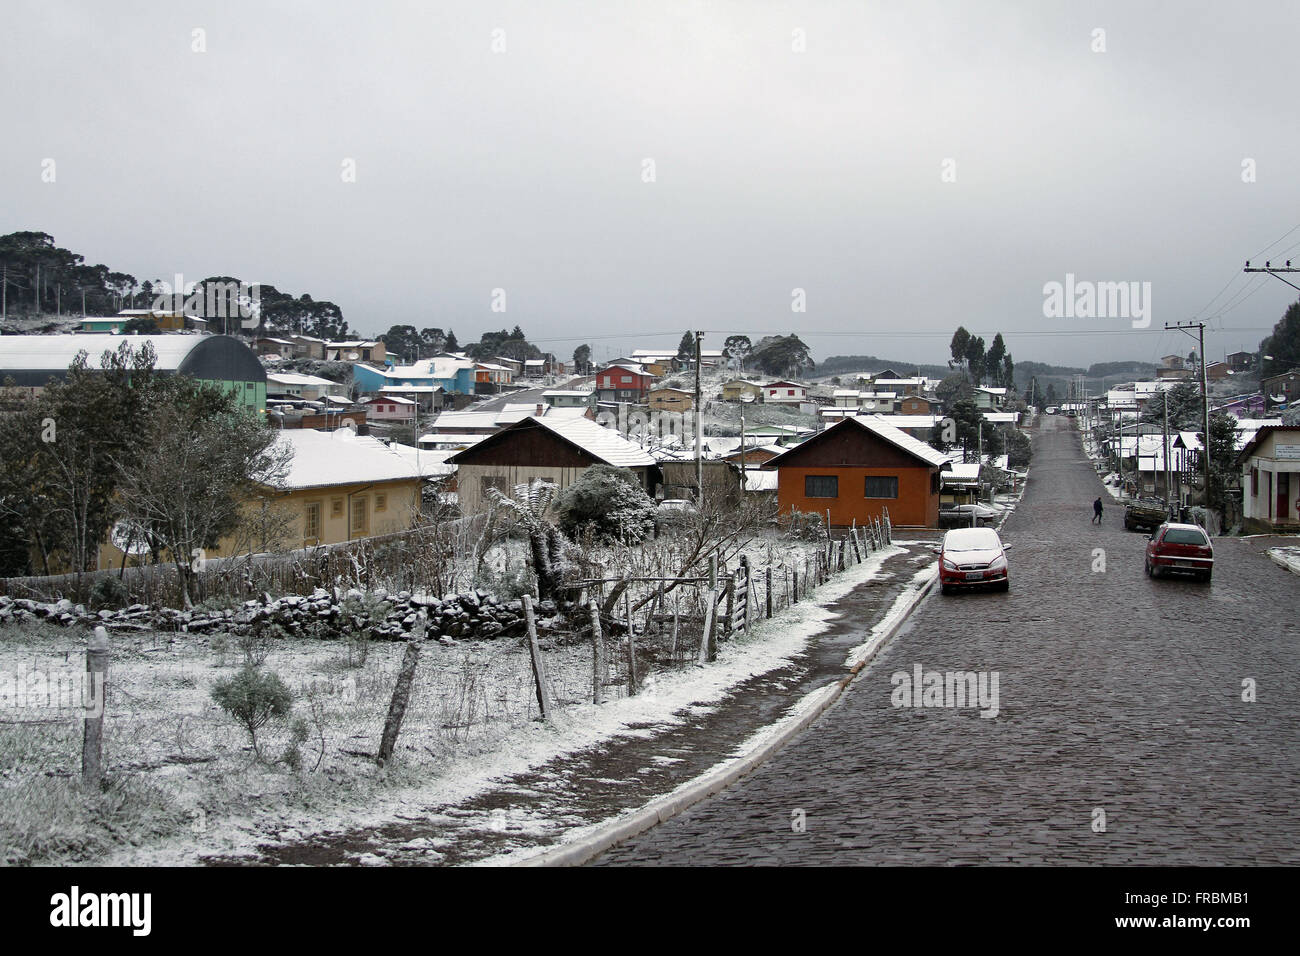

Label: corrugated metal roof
[0,333,206,371]
[275,430,422,490]
[532,416,657,467]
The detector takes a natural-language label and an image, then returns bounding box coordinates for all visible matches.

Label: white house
[361,395,417,423]
[764,381,808,405]
[1238,425,1300,532]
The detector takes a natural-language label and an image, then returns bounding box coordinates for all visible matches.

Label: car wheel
[1200,570,1212,584]
[1144,559,1152,577]
[940,582,951,596]
[997,579,1010,593]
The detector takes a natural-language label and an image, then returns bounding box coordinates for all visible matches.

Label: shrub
[210,665,295,760]
[554,465,657,543]
[88,576,129,610]
[239,621,286,667]
[784,510,826,541]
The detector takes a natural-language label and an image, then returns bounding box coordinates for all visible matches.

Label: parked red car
[1145,522,1214,582]
[934,527,1010,594]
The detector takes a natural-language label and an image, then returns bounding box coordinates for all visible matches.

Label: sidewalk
[196,538,941,866]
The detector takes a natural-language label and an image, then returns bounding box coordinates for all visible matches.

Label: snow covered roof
[982,412,1021,423]
[872,414,943,428]
[364,395,415,405]
[945,463,982,480]
[430,410,500,431]
[378,384,442,394]
[381,443,457,478]
[543,389,593,397]
[274,430,422,490]
[266,372,340,387]
[0,333,208,372]
[447,416,656,468]
[418,433,485,447]
[767,415,950,469]
[744,470,779,492]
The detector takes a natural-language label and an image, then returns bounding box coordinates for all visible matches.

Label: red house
[595,363,655,403]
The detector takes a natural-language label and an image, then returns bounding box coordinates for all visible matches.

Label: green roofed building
[0,333,267,416]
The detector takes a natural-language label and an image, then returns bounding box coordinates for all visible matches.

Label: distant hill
[816,354,952,380]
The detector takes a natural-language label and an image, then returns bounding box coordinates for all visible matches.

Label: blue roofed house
[354,355,478,398]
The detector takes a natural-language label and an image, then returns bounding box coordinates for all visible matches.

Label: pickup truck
[1124,498,1168,532]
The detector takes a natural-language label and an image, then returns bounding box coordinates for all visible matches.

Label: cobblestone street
[597,417,1300,864]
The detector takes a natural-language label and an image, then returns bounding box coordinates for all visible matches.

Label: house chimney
[536,403,545,417]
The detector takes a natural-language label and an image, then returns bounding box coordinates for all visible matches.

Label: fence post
[723,576,735,638]
[766,567,773,618]
[743,554,754,634]
[698,589,717,665]
[378,627,423,766]
[671,592,680,662]
[837,539,846,572]
[792,565,799,604]
[588,599,605,704]
[82,626,109,787]
[521,594,553,720]
[851,526,862,563]
[621,590,637,697]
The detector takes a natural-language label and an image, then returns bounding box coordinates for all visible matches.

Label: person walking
[1093,496,1104,524]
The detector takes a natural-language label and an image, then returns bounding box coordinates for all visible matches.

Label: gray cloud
[4,0,1298,370]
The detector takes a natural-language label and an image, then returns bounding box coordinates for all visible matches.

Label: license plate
[965,572,984,580]
[1175,560,1196,568]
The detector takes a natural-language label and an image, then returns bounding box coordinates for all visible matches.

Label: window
[805,475,838,498]
[482,475,509,497]
[304,502,321,542]
[330,497,344,518]
[788,389,795,396]
[375,493,387,512]
[621,375,633,384]
[1251,466,1258,496]
[864,476,899,498]
[351,496,368,535]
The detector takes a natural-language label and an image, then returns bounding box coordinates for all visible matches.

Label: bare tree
[114,386,292,607]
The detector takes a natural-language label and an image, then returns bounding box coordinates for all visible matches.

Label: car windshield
[1163,528,1208,546]
[944,528,1001,551]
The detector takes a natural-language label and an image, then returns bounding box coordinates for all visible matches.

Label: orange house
[766,416,950,527]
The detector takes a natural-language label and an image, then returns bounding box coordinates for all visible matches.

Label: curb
[515,566,938,867]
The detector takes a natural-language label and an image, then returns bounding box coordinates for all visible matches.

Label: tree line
[0,231,350,340]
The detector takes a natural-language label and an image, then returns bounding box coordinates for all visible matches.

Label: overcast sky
[5,0,1300,371]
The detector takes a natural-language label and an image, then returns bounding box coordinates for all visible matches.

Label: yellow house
[98,430,424,568]
[648,386,694,413]
[721,380,764,402]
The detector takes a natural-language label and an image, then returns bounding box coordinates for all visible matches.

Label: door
[1277,471,1290,521]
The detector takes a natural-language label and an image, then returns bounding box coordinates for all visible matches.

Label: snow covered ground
[0,530,859,864]
[1267,546,1300,576]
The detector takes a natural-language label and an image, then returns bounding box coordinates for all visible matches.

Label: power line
[1249,223,1300,261]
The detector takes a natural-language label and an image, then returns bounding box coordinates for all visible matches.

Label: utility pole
[739,407,746,498]
[1167,320,1212,530]
[1244,259,1300,293]
[1162,393,1171,516]
[694,331,704,506]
